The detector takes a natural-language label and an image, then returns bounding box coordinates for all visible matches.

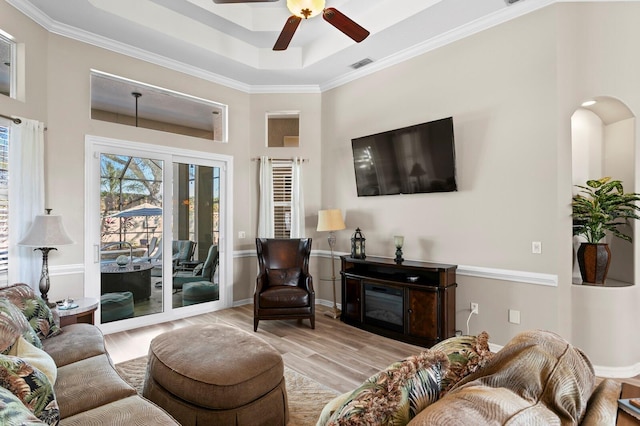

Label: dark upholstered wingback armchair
[254,238,314,332]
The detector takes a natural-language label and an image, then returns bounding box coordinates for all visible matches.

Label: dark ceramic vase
[577,243,611,285]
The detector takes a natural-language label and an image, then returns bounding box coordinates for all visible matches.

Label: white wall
[320,2,640,372]
[571,109,603,188]
[4,0,640,372]
[0,0,330,306]
[604,117,635,282]
[321,6,561,347]
[558,2,640,370]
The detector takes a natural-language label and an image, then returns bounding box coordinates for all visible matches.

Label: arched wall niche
[570,96,640,371]
[571,96,636,286]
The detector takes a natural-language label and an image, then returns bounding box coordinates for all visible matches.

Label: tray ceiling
[6,0,554,92]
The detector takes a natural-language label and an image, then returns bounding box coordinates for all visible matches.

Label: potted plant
[572,177,640,284]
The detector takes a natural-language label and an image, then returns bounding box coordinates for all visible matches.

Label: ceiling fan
[212,0,370,51]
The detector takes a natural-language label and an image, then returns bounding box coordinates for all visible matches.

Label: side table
[57,297,99,327]
[618,382,640,425]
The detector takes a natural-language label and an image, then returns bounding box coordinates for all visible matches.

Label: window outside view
[99,154,220,323]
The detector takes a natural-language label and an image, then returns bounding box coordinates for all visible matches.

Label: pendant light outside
[132,91,141,127]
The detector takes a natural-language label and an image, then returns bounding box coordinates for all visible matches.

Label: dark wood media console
[340,256,457,347]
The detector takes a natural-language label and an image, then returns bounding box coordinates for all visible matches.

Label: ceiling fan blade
[322,7,370,43]
[213,0,277,3]
[273,15,302,51]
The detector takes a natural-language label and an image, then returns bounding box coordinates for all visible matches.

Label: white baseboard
[232,298,252,307]
[593,362,640,379]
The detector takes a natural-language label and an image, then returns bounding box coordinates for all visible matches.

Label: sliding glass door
[99,154,164,322]
[85,136,231,332]
[171,161,221,310]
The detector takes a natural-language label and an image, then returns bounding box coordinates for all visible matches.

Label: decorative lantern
[394,235,404,264]
[351,228,366,259]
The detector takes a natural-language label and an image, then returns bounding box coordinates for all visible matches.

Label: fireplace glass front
[364,283,403,332]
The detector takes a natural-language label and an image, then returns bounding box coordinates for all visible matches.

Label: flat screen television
[351,117,457,196]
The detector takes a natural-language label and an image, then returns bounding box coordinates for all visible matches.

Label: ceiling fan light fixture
[287,0,325,19]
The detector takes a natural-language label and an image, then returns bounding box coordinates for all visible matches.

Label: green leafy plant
[572,177,640,244]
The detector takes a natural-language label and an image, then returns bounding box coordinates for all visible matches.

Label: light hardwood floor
[104,304,424,393]
[104,304,640,393]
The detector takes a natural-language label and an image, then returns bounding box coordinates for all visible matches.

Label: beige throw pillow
[9,336,57,385]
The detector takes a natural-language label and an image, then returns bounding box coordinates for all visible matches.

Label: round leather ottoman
[142,324,288,425]
[181,281,219,306]
[100,291,134,323]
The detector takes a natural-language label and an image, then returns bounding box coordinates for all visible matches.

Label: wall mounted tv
[351,117,457,197]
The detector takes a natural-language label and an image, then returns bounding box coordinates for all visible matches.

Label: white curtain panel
[290,157,305,238]
[257,156,274,238]
[8,118,45,287]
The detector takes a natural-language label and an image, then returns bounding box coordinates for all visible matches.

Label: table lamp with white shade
[317,209,346,319]
[18,209,74,305]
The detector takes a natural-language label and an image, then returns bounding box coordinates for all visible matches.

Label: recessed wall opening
[0,31,16,98]
[266,111,299,147]
[90,70,228,142]
[571,96,636,286]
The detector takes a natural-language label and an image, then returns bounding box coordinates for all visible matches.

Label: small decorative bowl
[116,255,130,267]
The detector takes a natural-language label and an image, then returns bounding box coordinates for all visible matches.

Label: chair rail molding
[49,254,559,287]
[50,264,85,276]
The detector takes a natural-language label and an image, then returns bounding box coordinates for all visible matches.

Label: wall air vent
[350,58,374,70]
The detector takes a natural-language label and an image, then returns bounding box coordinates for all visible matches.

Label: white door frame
[84,135,234,334]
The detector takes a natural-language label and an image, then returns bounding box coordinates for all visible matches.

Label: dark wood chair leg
[310,316,315,329]
[254,318,259,332]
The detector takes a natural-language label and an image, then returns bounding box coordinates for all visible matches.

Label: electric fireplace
[341,255,457,347]
[363,283,403,333]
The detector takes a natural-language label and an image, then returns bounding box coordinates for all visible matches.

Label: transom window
[90,70,228,142]
[0,31,16,98]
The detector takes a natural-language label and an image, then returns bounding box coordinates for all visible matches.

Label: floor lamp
[18,209,74,306]
[317,209,346,319]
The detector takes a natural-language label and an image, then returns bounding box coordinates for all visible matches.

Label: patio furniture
[135,236,160,263]
[172,240,196,269]
[173,244,218,293]
[149,239,195,277]
[182,282,219,306]
[100,291,134,323]
[101,263,153,301]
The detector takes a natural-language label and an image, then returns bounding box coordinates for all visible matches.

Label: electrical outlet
[238,231,246,239]
[532,241,542,254]
[509,309,521,324]
[470,302,479,315]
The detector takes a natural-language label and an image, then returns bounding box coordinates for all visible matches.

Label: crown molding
[5,0,54,28]
[248,85,321,94]
[7,0,557,94]
[6,0,256,93]
[320,0,557,91]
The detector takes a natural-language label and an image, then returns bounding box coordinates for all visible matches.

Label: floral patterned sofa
[318,330,622,425]
[0,283,178,425]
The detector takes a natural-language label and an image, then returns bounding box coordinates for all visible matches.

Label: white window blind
[272,160,292,238]
[0,125,8,285]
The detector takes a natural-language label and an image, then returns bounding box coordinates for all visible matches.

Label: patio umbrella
[109,203,162,218]
[108,203,162,243]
